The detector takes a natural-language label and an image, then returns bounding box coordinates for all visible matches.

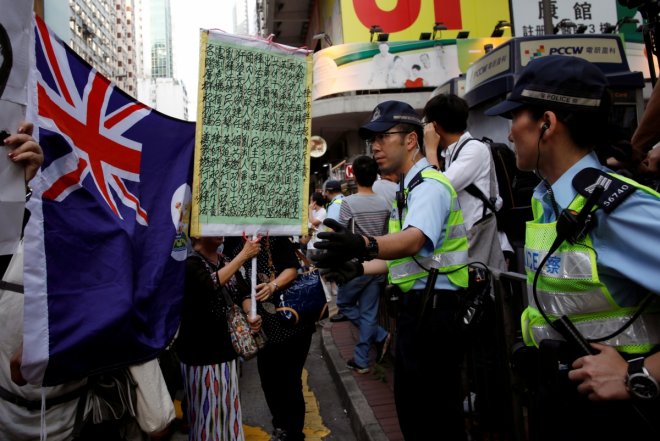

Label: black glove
[312,218,367,268]
[319,260,364,285]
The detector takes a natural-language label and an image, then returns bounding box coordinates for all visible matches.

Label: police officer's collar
[403,157,432,187]
[533,152,601,210]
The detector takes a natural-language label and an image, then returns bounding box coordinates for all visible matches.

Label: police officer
[486,55,660,440]
[314,100,469,440]
[322,179,344,221]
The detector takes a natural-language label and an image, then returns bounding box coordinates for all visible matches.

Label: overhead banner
[338,0,511,42]
[313,40,460,99]
[192,31,312,237]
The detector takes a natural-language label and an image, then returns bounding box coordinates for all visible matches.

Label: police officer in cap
[485,55,660,440]
[313,100,470,440]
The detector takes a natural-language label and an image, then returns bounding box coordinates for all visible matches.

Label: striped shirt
[337,193,391,237]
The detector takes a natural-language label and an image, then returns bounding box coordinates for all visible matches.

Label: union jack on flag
[22,16,195,386]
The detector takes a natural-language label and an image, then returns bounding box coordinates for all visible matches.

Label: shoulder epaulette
[572,167,636,214]
[407,170,425,193]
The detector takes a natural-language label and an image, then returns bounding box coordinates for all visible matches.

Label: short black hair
[352,155,379,187]
[397,122,424,155]
[423,94,468,133]
[311,192,325,205]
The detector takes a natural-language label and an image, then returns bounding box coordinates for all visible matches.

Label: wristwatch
[626,357,659,400]
[364,236,379,261]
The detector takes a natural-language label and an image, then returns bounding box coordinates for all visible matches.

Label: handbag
[266,244,328,326]
[275,269,329,326]
[128,359,175,434]
[86,368,137,424]
[222,287,261,359]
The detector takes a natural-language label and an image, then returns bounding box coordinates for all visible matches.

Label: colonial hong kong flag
[22,17,195,386]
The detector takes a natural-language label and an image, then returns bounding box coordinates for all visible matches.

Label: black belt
[0,383,87,411]
[0,281,23,293]
[404,289,461,309]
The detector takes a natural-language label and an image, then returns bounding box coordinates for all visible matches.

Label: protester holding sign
[176,236,260,441]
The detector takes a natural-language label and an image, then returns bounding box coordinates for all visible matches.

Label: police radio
[553,184,605,247]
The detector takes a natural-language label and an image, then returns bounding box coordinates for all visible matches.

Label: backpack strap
[449,137,478,164]
[450,137,498,217]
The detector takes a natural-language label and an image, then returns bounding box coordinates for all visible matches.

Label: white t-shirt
[307,206,327,249]
[0,244,85,441]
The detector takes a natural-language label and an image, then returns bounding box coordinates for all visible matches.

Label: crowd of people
[3,54,660,441]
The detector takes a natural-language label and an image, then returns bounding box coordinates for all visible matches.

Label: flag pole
[250,234,258,319]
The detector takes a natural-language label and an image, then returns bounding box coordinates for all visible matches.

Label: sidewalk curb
[320,324,390,441]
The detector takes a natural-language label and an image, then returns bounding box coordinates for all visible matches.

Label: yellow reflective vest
[386,168,469,292]
[522,175,660,354]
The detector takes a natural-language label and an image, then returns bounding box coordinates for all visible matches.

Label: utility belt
[0,383,87,411]
[403,288,461,310]
[384,281,462,318]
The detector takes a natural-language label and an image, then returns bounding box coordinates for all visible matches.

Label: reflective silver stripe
[447,223,467,240]
[521,89,602,108]
[389,250,468,279]
[452,198,461,211]
[525,249,592,279]
[527,286,611,315]
[531,313,660,347]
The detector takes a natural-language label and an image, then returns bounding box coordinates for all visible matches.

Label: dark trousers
[394,289,466,441]
[257,329,313,441]
[529,340,660,441]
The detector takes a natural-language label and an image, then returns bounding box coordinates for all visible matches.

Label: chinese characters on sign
[192,31,312,237]
[512,1,618,37]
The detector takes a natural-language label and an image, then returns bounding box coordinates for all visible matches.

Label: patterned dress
[176,252,246,441]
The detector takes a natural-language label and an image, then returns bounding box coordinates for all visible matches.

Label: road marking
[243,368,331,440]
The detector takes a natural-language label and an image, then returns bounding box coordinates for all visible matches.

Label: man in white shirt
[423,94,508,270]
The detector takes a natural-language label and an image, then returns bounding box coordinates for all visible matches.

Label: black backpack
[450,137,539,240]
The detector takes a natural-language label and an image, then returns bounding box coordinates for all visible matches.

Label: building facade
[135,0,188,119]
[38,0,138,96]
[254,0,654,187]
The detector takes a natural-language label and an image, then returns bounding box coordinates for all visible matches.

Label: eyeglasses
[365,131,411,149]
